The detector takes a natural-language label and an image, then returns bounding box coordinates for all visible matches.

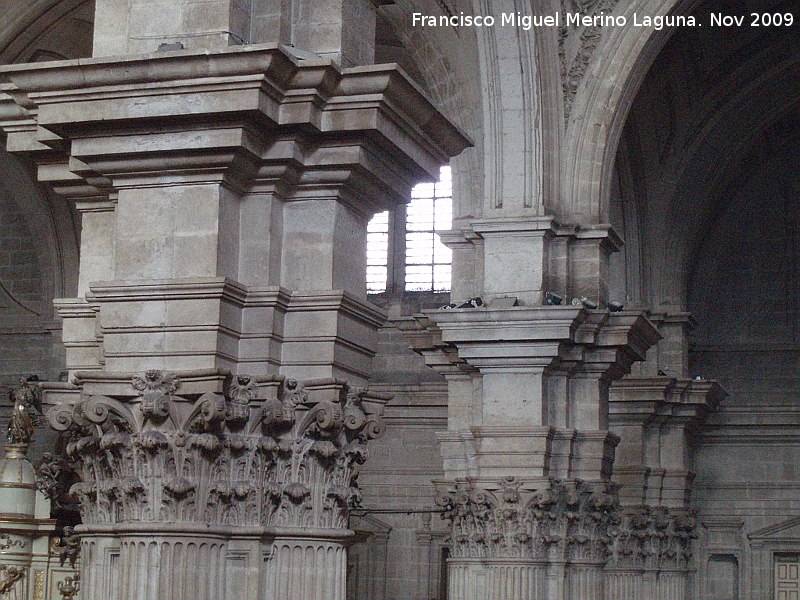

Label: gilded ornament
[6,377,42,444]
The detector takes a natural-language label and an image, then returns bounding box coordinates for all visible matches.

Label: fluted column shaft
[264,534,349,600]
[119,535,227,600]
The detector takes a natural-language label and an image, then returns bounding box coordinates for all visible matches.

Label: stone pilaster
[407,304,660,600]
[450,217,623,308]
[607,312,727,599]
[610,375,725,508]
[411,307,659,482]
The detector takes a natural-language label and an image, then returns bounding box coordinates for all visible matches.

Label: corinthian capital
[437,478,620,562]
[46,372,390,531]
[607,506,698,570]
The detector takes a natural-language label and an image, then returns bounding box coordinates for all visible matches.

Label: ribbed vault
[610,0,800,312]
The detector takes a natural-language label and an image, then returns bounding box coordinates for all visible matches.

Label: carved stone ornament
[132,369,181,423]
[226,375,259,427]
[47,372,388,530]
[607,507,698,570]
[436,478,619,561]
[558,0,622,119]
[35,451,73,510]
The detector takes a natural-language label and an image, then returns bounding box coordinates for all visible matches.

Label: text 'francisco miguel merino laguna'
[413,12,706,30]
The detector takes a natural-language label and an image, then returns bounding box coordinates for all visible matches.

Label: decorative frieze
[0,534,25,553]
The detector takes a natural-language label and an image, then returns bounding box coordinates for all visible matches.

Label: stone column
[605,505,701,600]
[406,183,659,598]
[607,312,727,600]
[409,306,659,600]
[46,371,388,600]
[1,40,467,600]
[0,444,39,600]
[436,477,619,600]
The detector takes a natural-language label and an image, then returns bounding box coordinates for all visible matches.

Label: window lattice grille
[405,166,452,292]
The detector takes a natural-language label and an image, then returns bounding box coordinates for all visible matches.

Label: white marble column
[0,380,57,600]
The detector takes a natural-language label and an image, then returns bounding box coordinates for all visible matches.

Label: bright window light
[405,166,452,292]
[366,210,389,293]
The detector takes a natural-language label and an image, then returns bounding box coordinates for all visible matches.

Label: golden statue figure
[6,376,42,445]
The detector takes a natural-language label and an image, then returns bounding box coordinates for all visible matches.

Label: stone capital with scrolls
[47,372,390,531]
[436,478,619,563]
[606,506,698,571]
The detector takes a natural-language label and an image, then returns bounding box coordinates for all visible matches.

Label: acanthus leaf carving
[607,506,698,570]
[45,372,389,531]
[438,478,620,561]
[558,0,622,120]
